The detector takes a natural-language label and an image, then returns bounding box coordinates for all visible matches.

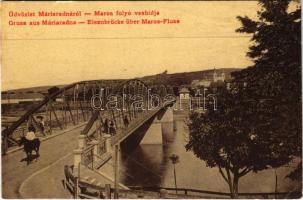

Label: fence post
[114,144,120,199]
[160,189,167,198]
[92,140,99,155]
[91,148,94,169]
[105,184,111,199]
[74,177,79,198]
[73,149,83,176]
[78,135,86,149]
[2,134,8,155]
[104,134,112,153]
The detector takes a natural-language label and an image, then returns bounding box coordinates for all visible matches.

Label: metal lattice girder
[81,110,100,136]
[65,99,76,126]
[49,103,63,130]
[2,78,172,151]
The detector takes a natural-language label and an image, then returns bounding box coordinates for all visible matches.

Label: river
[118,110,301,194]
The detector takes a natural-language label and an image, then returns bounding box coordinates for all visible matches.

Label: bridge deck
[111,108,161,146]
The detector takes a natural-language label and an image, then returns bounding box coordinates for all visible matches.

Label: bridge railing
[74,107,161,172]
[77,79,177,151]
[127,186,301,199]
[81,145,94,169]
[75,135,110,172]
[110,108,160,145]
[74,109,159,173]
[63,165,301,199]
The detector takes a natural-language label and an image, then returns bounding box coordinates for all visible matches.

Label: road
[2,125,85,198]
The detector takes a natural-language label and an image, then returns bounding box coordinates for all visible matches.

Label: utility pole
[173,163,177,194]
[275,169,278,199]
[114,144,120,198]
[169,154,179,194]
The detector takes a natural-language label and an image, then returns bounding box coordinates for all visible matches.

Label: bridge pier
[140,108,175,145]
[140,118,163,145]
[161,108,175,142]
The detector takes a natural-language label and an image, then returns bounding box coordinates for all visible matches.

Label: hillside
[1,68,241,100]
[139,68,241,86]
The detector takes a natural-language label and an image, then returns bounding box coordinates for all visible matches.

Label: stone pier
[140,108,175,145]
[161,108,174,142]
[140,118,163,145]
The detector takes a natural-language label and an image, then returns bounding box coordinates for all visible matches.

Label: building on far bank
[1,92,44,104]
[213,68,225,82]
[191,68,226,88]
[191,79,211,87]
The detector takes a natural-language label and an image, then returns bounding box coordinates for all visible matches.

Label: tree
[186,87,273,198]
[186,0,301,198]
[235,0,302,178]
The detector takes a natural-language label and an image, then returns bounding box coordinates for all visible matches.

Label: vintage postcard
[1,0,302,199]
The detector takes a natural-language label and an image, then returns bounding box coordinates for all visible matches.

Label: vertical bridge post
[114,144,120,199]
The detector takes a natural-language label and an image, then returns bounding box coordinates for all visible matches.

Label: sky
[1,1,259,91]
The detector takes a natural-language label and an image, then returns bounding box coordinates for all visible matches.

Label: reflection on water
[119,112,301,193]
[120,145,166,187]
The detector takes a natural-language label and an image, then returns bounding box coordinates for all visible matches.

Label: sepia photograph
[1,0,302,199]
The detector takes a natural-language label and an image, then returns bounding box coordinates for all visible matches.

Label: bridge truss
[1,79,174,154]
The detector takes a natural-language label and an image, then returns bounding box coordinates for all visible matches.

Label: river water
[118,111,301,194]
